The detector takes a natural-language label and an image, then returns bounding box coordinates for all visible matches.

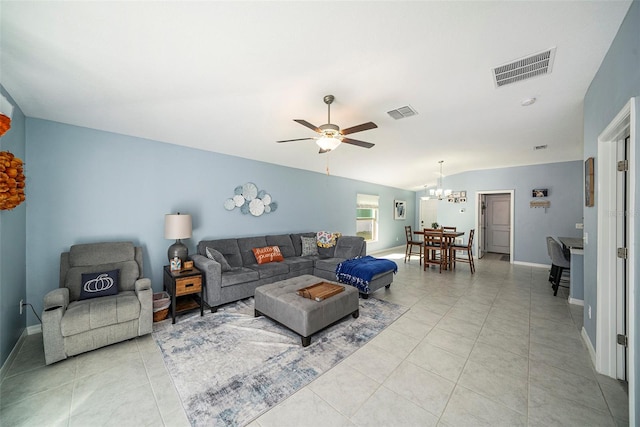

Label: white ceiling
[0,1,632,191]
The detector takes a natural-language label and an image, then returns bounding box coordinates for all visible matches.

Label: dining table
[414,229,465,270]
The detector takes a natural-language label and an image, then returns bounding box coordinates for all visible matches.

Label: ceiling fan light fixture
[316,136,342,151]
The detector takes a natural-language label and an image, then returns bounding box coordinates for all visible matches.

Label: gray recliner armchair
[42,242,153,365]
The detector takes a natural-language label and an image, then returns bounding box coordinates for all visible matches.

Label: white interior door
[478,195,486,259]
[419,198,438,231]
[485,194,511,254]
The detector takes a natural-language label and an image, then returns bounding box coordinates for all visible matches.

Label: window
[356,194,379,242]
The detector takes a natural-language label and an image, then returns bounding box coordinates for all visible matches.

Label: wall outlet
[576,223,583,229]
[588,305,592,319]
[19,299,23,315]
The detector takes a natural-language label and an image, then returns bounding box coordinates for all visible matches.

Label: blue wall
[584,0,639,418]
[415,161,584,265]
[23,118,414,327]
[0,88,27,368]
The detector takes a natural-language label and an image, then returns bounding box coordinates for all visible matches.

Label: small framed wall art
[585,157,594,207]
[394,200,406,220]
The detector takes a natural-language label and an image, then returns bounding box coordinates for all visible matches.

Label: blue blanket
[336,256,398,293]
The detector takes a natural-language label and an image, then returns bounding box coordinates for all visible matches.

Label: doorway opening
[476,190,514,262]
[595,98,636,423]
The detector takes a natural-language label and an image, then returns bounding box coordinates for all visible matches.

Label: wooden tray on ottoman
[297,282,344,301]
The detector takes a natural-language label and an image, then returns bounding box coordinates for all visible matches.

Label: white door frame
[475,190,514,262]
[596,98,636,423]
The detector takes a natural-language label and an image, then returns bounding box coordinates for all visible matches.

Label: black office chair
[547,237,570,296]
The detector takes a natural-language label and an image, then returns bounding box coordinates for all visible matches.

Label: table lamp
[164,212,192,262]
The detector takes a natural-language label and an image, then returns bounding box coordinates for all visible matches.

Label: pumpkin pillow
[79,269,119,300]
[252,246,284,264]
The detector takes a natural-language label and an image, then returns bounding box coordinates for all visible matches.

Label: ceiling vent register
[387,105,418,120]
[493,47,556,88]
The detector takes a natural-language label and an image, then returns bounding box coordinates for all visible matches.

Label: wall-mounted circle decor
[0,151,25,210]
[224,182,277,216]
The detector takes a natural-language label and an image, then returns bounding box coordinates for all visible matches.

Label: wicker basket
[153,308,169,322]
[153,292,171,322]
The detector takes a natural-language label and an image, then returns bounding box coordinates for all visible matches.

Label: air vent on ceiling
[493,48,556,88]
[387,105,418,120]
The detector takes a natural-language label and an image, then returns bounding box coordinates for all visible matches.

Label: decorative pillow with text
[252,246,284,264]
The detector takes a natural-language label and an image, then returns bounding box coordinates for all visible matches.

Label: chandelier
[430,160,452,200]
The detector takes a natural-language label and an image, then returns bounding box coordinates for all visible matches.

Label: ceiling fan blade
[342,137,375,149]
[340,122,377,135]
[294,119,321,133]
[276,137,315,143]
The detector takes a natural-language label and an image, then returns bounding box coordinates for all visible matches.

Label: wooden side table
[163,265,204,324]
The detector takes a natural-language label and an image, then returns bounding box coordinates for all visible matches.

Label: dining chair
[443,226,457,232]
[451,229,475,274]
[423,229,447,273]
[547,237,570,296]
[404,226,423,264]
[546,236,558,283]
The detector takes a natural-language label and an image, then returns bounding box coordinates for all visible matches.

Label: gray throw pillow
[301,236,319,256]
[205,247,233,272]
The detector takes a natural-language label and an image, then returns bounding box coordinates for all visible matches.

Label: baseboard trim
[27,324,42,335]
[369,245,405,255]
[568,297,584,306]
[582,326,597,368]
[512,261,549,269]
[0,328,28,383]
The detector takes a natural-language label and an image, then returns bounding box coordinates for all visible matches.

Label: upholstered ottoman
[254,274,359,347]
[336,256,398,299]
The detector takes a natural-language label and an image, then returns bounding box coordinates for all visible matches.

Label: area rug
[153,296,406,426]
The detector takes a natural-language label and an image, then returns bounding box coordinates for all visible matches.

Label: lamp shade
[164,213,192,240]
[316,136,342,151]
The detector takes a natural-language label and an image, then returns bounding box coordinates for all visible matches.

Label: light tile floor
[0,252,629,426]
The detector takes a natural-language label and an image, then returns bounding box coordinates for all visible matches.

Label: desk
[558,236,584,305]
[414,230,465,270]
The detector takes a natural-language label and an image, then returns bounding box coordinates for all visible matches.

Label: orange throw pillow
[252,246,284,264]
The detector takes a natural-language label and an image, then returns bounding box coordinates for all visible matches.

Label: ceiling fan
[276,95,377,153]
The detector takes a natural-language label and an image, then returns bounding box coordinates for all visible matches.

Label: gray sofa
[42,242,153,365]
[191,233,367,311]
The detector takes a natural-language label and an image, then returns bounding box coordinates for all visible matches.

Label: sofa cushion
[252,246,284,264]
[79,270,119,300]
[314,258,343,273]
[290,232,316,256]
[69,242,135,267]
[237,236,268,266]
[266,234,296,258]
[206,247,233,271]
[248,262,289,279]
[220,267,260,288]
[282,257,315,272]
[199,239,243,268]
[61,291,140,336]
[334,236,365,259]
